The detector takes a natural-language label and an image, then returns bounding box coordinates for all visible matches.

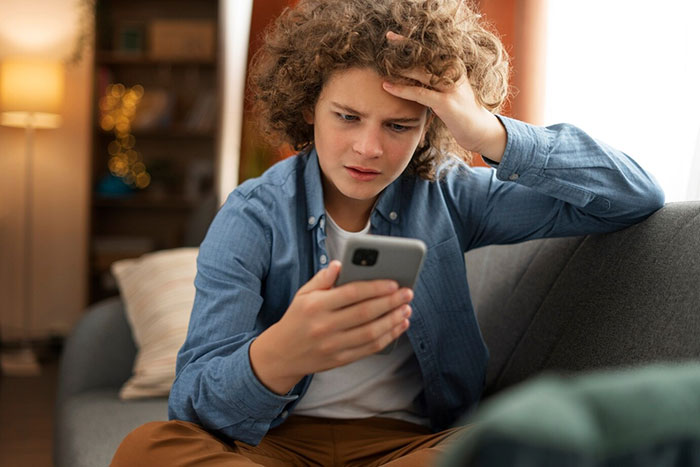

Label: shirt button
[320,254,328,265]
[389,211,398,220]
[308,216,316,225]
[508,173,519,181]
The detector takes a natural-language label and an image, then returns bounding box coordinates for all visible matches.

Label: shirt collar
[303,148,326,230]
[373,173,403,225]
[303,147,404,230]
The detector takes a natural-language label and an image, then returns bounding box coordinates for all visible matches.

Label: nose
[352,125,383,158]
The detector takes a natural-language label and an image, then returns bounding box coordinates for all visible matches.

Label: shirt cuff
[491,115,553,184]
[228,340,298,419]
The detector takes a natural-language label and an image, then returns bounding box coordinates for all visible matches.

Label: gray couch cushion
[54,297,170,467]
[469,202,700,397]
[59,389,167,467]
[467,235,585,395]
[56,297,136,405]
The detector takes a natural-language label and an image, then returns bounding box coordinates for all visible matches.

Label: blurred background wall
[0,0,92,341]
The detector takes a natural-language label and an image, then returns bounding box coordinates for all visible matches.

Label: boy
[113,0,664,465]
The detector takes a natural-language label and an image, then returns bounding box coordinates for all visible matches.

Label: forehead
[318,67,427,117]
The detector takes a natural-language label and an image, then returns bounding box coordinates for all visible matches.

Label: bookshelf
[89,0,220,303]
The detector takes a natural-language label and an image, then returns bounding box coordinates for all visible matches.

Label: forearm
[491,116,665,220]
[455,116,665,249]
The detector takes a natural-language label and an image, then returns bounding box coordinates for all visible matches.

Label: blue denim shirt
[168,116,664,445]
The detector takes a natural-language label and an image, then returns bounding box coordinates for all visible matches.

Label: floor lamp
[0,59,65,376]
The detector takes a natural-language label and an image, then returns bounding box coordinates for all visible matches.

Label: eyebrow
[330,102,422,123]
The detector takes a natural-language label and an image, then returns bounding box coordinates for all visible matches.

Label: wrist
[249,325,302,395]
[473,112,507,162]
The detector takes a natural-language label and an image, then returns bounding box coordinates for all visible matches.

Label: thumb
[298,260,341,294]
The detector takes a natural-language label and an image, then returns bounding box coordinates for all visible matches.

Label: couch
[54,201,700,466]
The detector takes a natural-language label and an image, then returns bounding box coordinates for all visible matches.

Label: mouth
[345,165,381,181]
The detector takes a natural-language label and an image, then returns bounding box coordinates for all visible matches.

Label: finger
[334,307,411,360]
[323,279,403,311]
[331,287,413,329]
[386,30,407,42]
[394,68,436,89]
[385,32,443,89]
[297,260,341,294]
[382,80,441,108]
[386,28,459,91]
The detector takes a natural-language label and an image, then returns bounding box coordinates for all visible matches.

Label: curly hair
[249,0,510,180]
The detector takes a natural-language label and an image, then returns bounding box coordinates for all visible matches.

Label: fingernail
[401,289,413,301]
[403,305,411,318]
[327,260,339,274]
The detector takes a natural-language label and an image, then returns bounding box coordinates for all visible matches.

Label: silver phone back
[335,234,427,288]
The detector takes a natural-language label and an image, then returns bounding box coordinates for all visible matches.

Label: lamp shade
[0,59,65,129]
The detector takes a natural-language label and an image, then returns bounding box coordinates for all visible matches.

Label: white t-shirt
[293,212,428,426]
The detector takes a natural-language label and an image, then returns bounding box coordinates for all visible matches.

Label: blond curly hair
[249,0,510,179]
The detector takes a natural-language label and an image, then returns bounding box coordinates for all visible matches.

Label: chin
[341,186,382,202]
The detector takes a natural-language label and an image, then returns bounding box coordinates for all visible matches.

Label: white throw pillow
[111,248,198,399]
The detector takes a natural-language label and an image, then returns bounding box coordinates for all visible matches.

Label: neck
[322,178,375,232]
[325,196,374,232]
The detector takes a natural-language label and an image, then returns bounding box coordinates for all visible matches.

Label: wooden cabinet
[89,0,219,303]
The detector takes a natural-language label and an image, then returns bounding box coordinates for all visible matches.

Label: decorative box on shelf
[148,20,216,61]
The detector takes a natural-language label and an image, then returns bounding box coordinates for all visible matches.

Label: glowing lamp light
[0,59,65,129]
[0,57,65,375]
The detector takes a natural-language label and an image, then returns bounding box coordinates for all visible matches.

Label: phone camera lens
[352,248,378,266]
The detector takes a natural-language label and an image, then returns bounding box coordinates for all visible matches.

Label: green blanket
[441,363,700,466]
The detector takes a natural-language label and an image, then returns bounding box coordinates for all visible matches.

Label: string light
[99,83,151,189]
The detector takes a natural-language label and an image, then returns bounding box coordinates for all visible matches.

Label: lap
[110,416,469,467]
[111,420,294,467]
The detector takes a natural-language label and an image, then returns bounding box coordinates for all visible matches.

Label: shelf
[92,195,201,210]
[89,0,220,304]
[96,52,216,67]
[96,127,216,139]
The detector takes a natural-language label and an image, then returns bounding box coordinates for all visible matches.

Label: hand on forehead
[384,31,461,91]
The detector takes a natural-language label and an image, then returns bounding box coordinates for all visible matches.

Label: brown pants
[111,415,467,466]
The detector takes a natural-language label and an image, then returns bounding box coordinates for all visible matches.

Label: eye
[336,113,358,122]
[388,123,410,132]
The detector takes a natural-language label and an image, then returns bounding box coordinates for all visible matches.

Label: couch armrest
[56,297,136,404]
[472,201,700,397]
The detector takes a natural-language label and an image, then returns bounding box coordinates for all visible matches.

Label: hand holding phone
[251,259,413,394]
[335,235,426,353]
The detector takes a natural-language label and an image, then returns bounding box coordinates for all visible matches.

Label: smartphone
[335,234,427,288]
[334,234,427,354]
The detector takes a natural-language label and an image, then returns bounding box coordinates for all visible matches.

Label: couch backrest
[466,201,700,398]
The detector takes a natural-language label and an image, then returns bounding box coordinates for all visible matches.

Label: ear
[303,108,314,125]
